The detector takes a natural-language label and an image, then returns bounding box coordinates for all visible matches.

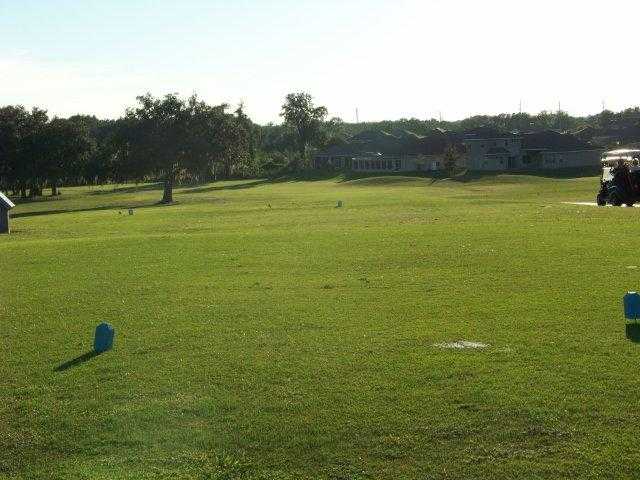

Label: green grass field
[3,172,640,479]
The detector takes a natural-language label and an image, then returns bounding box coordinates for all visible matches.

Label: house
[0,191,15,234]
[463,126,601,171]
[572,124,640,149]
[463,126,522,170]
[314,126,600,173]
[350,152,443,173]
[313,143,357,170]
[521,130,602,169]
[314,128,464,173]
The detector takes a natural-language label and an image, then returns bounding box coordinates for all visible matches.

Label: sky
[0,0,638,124]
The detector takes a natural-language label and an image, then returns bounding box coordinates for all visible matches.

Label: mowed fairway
[3,173,640,479]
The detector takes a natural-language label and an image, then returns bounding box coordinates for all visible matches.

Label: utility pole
[355,107,359,123]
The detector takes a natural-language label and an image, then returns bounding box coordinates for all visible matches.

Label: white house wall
[314,146,601,172]
[349,154,467,172]
[539,150,601,169]
[465,137,522,171]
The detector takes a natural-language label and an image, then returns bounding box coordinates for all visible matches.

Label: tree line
[2,90,639,203]
[0,92,338,203]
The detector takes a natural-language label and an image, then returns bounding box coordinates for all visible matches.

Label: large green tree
[18,107,49,197]
[123,93,250,203]
[280,92,327,166]
[42,118,93,195]
[124,94,195,203]
[0,105,29,194]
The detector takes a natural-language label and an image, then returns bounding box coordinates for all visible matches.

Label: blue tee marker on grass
[94,322,114,353]
[624,292,640,320]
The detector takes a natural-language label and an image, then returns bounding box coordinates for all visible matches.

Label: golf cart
[597,149,640,206]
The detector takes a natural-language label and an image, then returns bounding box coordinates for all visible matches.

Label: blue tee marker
[94,322,115,353]
[624,292,640,320]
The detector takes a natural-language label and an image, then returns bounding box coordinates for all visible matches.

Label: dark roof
[317,128,464,157]
[320,143,358,156]
[0,191,15,210]
[350,130,404,154]
[391,129,425,140]
[573,125,596,135]
[351,129,399,143]
[486,147,510,155]
[417,129,458,155]
[522,130,597,152]
[463,126,516,140]
[620,125,640,143]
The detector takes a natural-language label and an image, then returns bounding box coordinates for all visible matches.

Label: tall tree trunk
[161,173,174,204]
[51,181,58,196]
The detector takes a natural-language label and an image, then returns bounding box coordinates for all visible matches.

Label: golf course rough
[3,173,640,479]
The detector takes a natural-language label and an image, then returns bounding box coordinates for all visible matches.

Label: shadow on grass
[332,167,599,185]
[626,323,640,343]
[89,183,164,195]
[12,202,165,219]
[54,350,101,372]
[182,168,589,191]
[182,178,275,194]
[7,195,64,206]
[328,167,598,186]
[450,167,600,183]
[181,172,337,194]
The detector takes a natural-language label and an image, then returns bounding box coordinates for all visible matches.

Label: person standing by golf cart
[597,149,640,206]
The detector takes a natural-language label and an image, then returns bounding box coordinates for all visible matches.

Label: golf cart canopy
[601,149,640,166]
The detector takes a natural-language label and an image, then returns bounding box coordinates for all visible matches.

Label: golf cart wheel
[596,194,606,206]
[610,194,622,206]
